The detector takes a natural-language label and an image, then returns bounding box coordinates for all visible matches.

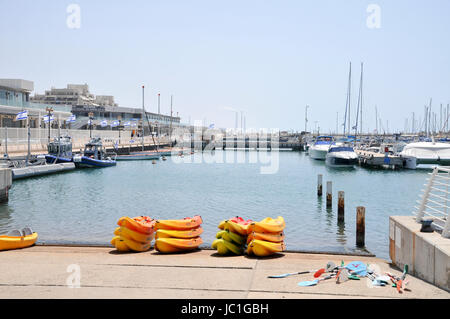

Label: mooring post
[356,206,365,247]
[326,181,332,208]
[338,191,345,221]
[317,174,323,196]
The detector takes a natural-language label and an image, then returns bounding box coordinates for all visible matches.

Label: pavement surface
[0,246,448,299]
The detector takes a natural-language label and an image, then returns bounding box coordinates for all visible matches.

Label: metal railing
[414,166,450,238]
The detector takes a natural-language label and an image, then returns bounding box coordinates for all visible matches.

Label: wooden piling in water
[338,191,344,221]
[356,206,365,247]
[326,181,332,208]
[317,174,323,196]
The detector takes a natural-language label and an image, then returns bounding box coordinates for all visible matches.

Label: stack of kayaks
[111,216,155,252]
[246,216,286,257]
[0,227,38,251]
[212,217,253,255]
[154,215,203,253]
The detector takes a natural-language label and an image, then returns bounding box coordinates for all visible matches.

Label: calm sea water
[0,151,429,260]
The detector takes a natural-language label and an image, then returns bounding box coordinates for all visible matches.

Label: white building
[31,83,117,107]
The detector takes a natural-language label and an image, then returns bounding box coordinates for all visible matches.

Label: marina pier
[0,245,447,299]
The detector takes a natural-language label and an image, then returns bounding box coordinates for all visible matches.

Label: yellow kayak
[247,216,285,234]
[154,237,203,253]
[246,231,285,244]
[0,232,38,251]
[117,216,155,234]
[222,220,250,236]
[155,215,203,231]
[212,238,243,255]
[114,226,154,244]
[246,239,286,257]
[111,235,151,252]
[110,236,131,252]
[155,227,203,239]
[216,229,246,245]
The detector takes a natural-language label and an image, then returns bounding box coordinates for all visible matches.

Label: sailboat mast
[375,105,378,134]
[348,63,351,136]
[354,62,363,136]
[360,63,363,135]
[343,62,351,135]
[142,85,145,151]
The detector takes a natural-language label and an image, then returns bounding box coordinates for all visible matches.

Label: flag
[208,123,215,129]
[131,121,137,127]
[87,119,93,125]
[111,120,120,127]
[15,110,28,121]
[123,121,131,127]
[66,114,76,123]
[43,114,54,123]
[100,120,108,127]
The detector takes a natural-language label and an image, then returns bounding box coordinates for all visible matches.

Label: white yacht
[400,139,450,168]
[309,136,335,160]
[326,144,358,167]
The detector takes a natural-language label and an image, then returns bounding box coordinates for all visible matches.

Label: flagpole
[4,127,8,159]
[142,86,145,151]
[57,114,61,160]
[26,115,30,166]
[170,95,173,148]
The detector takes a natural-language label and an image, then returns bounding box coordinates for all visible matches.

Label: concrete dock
[12,162,75,180]
[0,246,448,299]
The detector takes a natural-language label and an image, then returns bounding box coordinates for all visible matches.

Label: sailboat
[116,86,161,161]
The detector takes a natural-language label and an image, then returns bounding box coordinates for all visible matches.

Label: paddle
[298,273,336,287]
[388,264,409,293]
[268,261,335,279]
[268,270,317,279]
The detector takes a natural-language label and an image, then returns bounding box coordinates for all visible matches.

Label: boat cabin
[313,136,335,146]
[47,136,73,158]
[328,145,355,153]
[83,138,106,160]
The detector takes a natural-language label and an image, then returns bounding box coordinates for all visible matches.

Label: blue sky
[1,0,449,132]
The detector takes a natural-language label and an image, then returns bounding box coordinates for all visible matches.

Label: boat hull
[309,146,329,160]
[326,154,358,167]
[116,152,161,161]
[73,156,116,168]
[45,155,73,164]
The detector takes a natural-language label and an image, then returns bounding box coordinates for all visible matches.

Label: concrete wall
[0,168,12,202]
[390,215,450,292]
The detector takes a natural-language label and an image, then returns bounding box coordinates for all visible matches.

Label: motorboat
[309,136,335,160]
[400,139,450,168]
[325,144,358,167]
[73,138,117,168]
[116,151,161,161]
[45,136,73,164]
